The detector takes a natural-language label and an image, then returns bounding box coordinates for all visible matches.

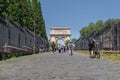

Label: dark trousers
[70,48,73,56]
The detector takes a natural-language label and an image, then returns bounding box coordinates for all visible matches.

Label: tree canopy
[79,19,120,38]
[0,0,48,40]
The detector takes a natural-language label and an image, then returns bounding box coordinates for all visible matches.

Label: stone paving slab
[0,51,120,80]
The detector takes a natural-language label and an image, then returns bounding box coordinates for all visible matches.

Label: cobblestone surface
[0,51,120,80]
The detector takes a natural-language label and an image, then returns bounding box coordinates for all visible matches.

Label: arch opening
[57,39,65,46]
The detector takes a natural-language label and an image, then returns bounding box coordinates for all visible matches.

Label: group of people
[50,42,75,55]
[50,38,99,58]
[50,42,66,54]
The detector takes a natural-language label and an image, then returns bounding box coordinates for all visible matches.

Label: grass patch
[102,53,120,61]
[0,52,24,61]
[75,50,120,61]
[75,50,89,55]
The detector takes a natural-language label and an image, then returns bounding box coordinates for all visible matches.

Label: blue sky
[40,0,120,40]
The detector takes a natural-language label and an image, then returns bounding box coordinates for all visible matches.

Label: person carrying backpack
[88,38,97,58]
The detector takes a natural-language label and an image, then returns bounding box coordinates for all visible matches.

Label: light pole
[33,21,36,54]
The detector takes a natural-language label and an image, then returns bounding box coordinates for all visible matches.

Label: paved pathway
[0,51,120,80]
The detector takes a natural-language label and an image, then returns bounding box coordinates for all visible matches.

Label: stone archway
[50,27,71,42]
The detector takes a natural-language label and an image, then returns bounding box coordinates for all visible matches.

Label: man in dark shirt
[88,38,97,58]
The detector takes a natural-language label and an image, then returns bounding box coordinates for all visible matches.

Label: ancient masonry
[0,16,49,54]
[75,23,120,50]
[50,27,71,42]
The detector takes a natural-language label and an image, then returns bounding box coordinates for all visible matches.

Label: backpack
[88,38,94,47]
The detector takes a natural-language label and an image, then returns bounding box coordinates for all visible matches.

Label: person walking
[51,42,56,54]
[58,44,61,53]
[88,38,97,58]
[68,42,75,56]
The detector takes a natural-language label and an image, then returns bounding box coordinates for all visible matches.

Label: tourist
[88,38,98,58]
[58,44,61,53]
[51,42,56,54]
[68,42,75,56]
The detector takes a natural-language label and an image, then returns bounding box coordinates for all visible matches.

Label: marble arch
[50,27,71,42]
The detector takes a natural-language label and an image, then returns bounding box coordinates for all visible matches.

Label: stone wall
[75,24,120,50]
[0,17,49,53]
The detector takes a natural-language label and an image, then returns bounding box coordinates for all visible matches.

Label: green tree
[32,0,47,40]
[80,20,104,38]
[0,0,48,40]
[71,38,77,43]
[17,0,30,27]
[0,0,8,17]
[7,0,19,22]
[65,40,70,46]
[95,20,104,31]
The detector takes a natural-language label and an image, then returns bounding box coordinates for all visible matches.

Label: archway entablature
[50,27,71,42]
